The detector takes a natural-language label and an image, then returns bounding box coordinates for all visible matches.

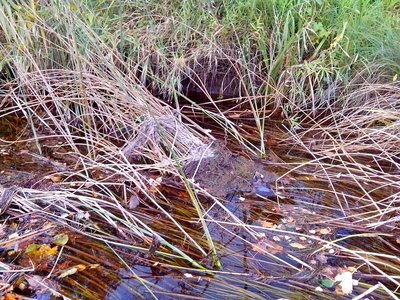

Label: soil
[184,142,275,198]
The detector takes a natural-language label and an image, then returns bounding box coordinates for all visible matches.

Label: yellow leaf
[259,220,276,228]
[50,175,63,183]
[26,244,58,257]
[290,242,307,249]
[59,264,89,278]
[25,244,41,254]
[59,267,78,278]
[88,264,100,269]
[53,234,69,246]
[75,264,86,271]
[319,228,331,235]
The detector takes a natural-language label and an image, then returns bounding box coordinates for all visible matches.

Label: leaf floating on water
[88,263,99,269]
[25,243,41,254]
[30,245,58,257]
[53,234,69,246]
[59,264,86,278]
[335,271,354,295]
[8,232,19,239]
[59,267,78,278]
[259,220,276,228]
[2,293,23,300]
[321,278,335,288]
[319,228,331,235]
[289,242,307,249]
[252,238,283,255]
[23,244,59,268]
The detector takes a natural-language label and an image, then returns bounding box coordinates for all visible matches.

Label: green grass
[1,0,399,154]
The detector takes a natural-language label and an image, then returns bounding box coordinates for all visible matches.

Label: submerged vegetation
[0,0,400,299]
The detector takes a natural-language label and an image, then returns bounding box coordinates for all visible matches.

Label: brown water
[1,116,399,300]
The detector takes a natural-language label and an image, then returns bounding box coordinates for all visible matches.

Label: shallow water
[1,118,399,300]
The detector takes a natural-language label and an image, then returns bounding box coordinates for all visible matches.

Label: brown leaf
[3,293,23,300]
[252,238,283,255]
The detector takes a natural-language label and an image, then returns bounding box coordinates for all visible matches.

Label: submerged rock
[184,142,255,198]
[252,172,276,199]
[184,142,276,200]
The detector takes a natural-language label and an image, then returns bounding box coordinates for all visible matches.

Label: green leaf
[321,278,335,288]
[25,243,40,253]
[53,234,69,246]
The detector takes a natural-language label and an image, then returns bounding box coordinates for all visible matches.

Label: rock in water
[184,142,255,198]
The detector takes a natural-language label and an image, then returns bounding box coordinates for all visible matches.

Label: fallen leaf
[22,244,59,270]
[347,266,357,272]
[272,236,281,242]
[25,244,41,254]
[289,242,307,249]
[8,232,19,239]
[321,278,335,288]
[49,175,62,183]
[59,264,87,278]
[259,220,277,229]
[128,192,140,209]
[75,264,87,271]
[320,228,331,235]
[59,267,78,278]
[252,238,283,255]
[26,244,58,257]
[88,263,99,269]
[2,293,23,300]
[53,234,69,246]
[335,271,354,295]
